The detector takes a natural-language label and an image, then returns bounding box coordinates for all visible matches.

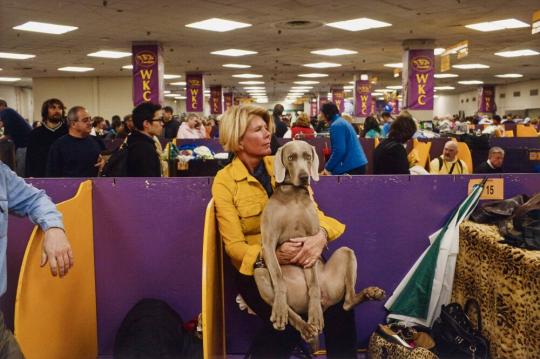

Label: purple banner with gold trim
[209,86,222,115]
[354,80,372,117]
[186,73,204,112]
[478,85,496,113]
[132,43,164,106]
[331,88,345,113]
[223,92,233,111]
[405,49,434,110]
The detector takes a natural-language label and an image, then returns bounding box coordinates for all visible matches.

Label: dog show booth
[3,174,540,358]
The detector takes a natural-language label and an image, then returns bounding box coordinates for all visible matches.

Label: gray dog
[254,140,385,341]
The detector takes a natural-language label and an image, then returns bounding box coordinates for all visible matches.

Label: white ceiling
[1,0,539,99]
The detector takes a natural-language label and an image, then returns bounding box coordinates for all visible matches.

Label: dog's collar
[277,182,309,191]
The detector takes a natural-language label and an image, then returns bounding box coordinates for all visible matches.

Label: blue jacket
[0,162,63,296]
[325,115,368,174]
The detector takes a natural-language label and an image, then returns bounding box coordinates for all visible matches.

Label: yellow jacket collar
[231,156,276,187]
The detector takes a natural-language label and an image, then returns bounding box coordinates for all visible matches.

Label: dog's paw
[361,286,386,301]
[299,321,319,342]
[308,304,324,333]
[270,297,288,331]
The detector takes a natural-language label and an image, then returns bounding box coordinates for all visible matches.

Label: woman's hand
[289,229,327,268]
[276,241,302,265]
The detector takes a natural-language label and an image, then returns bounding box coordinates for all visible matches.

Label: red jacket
[291,127,315,139]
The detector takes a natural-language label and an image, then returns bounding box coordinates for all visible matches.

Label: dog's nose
[299,173,309,184]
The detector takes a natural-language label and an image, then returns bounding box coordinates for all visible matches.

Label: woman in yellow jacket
[212,105,357,358]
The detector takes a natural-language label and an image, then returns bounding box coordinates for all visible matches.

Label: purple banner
[186,73,204,112]
[478,85,496,113]
[404,49,434,110]
[132,43,164,106]
[223,93,233,111]
[355,80,372,117]
[331,88,345,113]
[209,86,223,115]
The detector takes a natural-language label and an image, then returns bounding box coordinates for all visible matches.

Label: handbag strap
[464,299,483,333]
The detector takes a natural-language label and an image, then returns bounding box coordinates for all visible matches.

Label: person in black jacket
[476,146,504,174]
[0,108,32,176]
[373,112,417,175]
[127,102,163,177]
[272,104,288,138]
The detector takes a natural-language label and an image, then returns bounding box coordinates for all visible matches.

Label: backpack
[437,157,463,174]
[101,137,128,177]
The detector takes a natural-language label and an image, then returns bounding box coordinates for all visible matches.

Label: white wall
[0,85,33,120]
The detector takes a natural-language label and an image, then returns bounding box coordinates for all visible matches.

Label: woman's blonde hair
[294,113,310,128]
[219,105,274,152]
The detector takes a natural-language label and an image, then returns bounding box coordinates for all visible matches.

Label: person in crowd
[26,98,69,178]
[104,116,126,140]
[0,99,7,112]
[362,116,382,138]
[482,115,505,137]
[46,106,105,177]
[123,114,134,134]
[272,104,288,138]
[429,141,469,175]
[90,116,107,137]
[0,108,32,177]
[32,121,42,129]
[176,113,206,139]
[209,117,220,138]
[290,113,315,139]
[341,114,360,135]
[212,104,358,358]
[0,162,74,356]
[162,106,180,140]
[380,111,393,137]
[476,147,505,174]
[373,112,417,175]
[321,102,368,175]
[127,102,163,177]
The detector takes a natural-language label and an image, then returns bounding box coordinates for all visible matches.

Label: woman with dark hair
[373,111,417,174]
[361,116,381,138]
[320,102,368,175]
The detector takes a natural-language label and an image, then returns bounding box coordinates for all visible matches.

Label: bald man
[430,141,469,174]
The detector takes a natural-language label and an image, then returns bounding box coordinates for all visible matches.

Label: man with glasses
[127,102,163,177]
[46,106,105,177]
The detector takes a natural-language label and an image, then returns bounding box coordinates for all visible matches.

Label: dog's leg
[303,262,324,333]
[262,241,289,331]
[254,267,318,341]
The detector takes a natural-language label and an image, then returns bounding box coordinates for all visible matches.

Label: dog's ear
[274,146,286,183]
[310,145,319,182]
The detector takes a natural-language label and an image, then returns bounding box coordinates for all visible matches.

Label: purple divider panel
[222,174,540,353]
[359,138,374,174]
[3,179,84,330]
[92,178,212,355]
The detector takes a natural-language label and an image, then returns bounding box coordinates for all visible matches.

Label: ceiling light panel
[434,86,455,90]
[88,50,131,58]
[170,81,187,86]
[452,64,490,69]
[458,80,484,85]
[303,62,341,68]
[0,52,35,59]
[13,21,78,34]
[326,17,391,32]
[223,64,251,68]
[0,77,21,82]
[211,49,257,56]
[164,74,182,79]
[434,73,459,78]
[232,74,263,78]
[58,66,94,72]
[298,73,328,78]
[239,81,264,84]
[465,18,530,32]
[384,63,403,68]
[434,48,445,55]
[495,73,523,78]
[494,49,540,57]
[294,81,319,85]
[122,64,133,69]
[310,48,357,56]
[185,18,251,32]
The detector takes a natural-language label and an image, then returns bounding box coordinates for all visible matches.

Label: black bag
[114,298,202,359]
[500,193,540,250]
[432,299,490,359]
[470,194,528,224]
[101,138,128,177]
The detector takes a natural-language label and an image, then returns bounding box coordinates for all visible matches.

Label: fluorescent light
[465,18,530,32]
[211,49,257,57]
[223,63,251,68]
[326,17,391,32]
[0,52,35,60]
[343,85,354,89]
[239,81,264,84]
[255,98,268,103]
[458,80,484,85]
[434,48,445,56]
[165,94,178,97]
[244,86,265,90]
[170,81,187,86]
[374,89,391,93]
[386,85,403,90]
[88,50,131,58]
[13,21,78,35]
[174,96,186,99]
[384,63,402,68]
[452,64,490,69]
[310,48,357,56]
[232,74,263,78]
[495,73,523,78]
[58,66,94,72]
[0,77,21,82]
[164,90,171,94]
[122,64,133,69]
[291,86,312,89]
[360,74,369,81]
[298,73,328,78]
[344,89,352,92]
[434,73,459,78]
[164,74,182,79]
[434,86,455,90]
[294,81,319,85]
[303,62,341,68]
[185,18,251,32]
[494,49,540,57]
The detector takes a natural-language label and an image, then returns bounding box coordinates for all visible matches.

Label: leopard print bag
[368,332,439,359]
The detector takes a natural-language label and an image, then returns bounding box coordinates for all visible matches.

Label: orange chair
[456,142,473,173]
[409,139,432,169]
[516,124,539,138]
[374,137,380,148]
[504,130,515,137]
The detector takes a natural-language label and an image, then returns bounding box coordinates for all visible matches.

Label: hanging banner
[223,92,234,111]
[331,88,345,113]
[132,43,164,106]
[186,73,204,112]
[354,80,372,117]
[209,86,223,115]
[440,54,451,72]
[404,49,435,110]
[478,85,496,113]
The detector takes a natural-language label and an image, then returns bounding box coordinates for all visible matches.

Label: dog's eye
[288,155,294,161]
[305,155,311,161]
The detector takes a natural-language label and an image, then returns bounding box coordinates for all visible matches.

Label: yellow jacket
[212,156,346,275]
